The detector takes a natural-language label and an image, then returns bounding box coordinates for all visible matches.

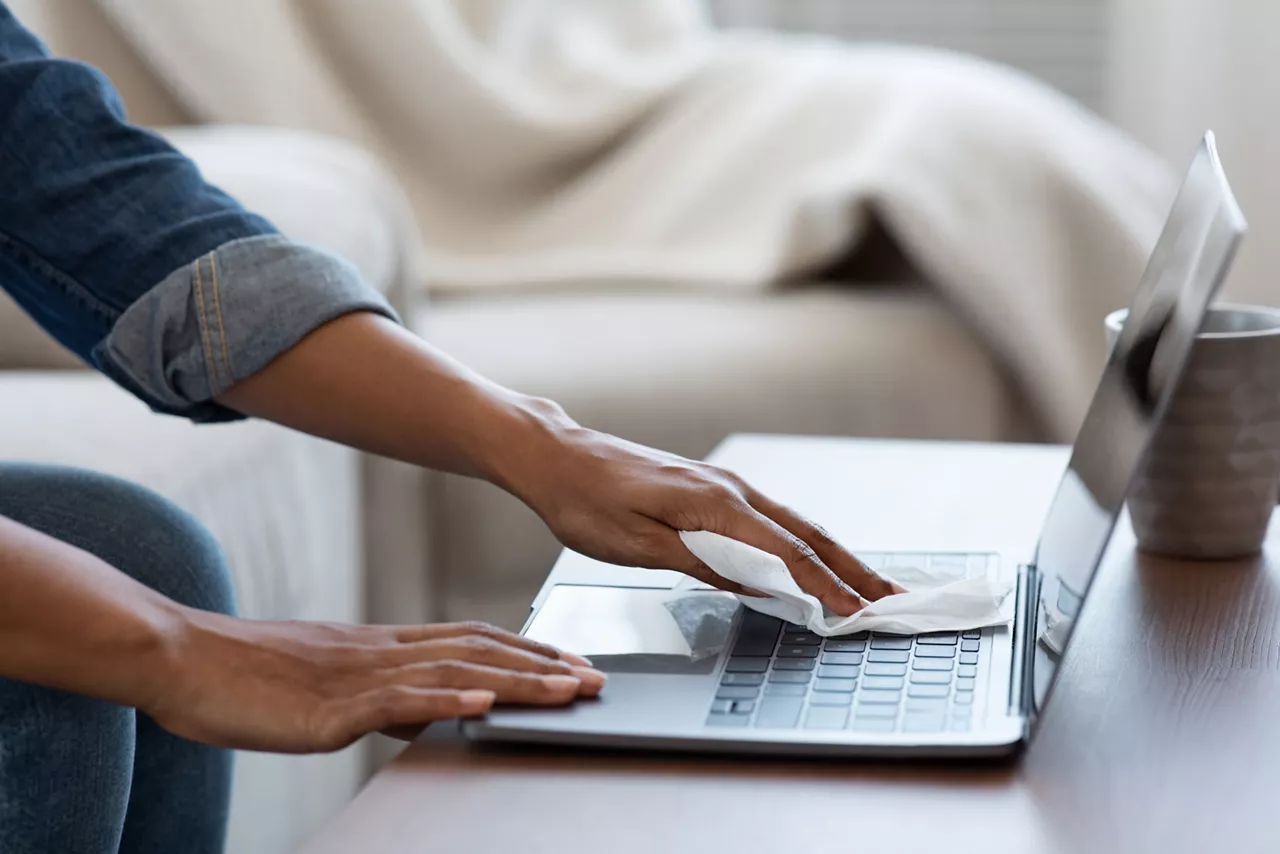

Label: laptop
[464,132,1246,757]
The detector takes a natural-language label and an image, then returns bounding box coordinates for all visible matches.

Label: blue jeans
[0,464,235,854]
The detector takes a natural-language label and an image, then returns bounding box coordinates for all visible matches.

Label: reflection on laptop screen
[1028,132,1245,718]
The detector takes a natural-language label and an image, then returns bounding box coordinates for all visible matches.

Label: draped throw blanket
[98,0,1175,438]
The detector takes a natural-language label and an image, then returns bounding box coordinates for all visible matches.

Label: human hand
[142,614,604,753]
[496,408,905,616]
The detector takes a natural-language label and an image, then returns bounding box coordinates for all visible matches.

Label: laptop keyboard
[705,552,993,734]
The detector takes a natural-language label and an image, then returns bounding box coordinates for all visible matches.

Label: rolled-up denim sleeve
[0,5,397,422]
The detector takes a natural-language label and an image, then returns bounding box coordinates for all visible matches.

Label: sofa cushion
[417,285,1033,628]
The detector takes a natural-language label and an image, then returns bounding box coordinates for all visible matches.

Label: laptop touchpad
[525,585,737,675]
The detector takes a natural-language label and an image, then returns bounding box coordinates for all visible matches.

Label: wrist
[471,389,582,501]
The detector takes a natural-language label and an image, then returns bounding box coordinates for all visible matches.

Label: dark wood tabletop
[299,437,1280,854]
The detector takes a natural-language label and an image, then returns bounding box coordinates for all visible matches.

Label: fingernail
[459,690,496,714]
[572,666,608,695]
[541,674,582,692]
[561,651,593,667]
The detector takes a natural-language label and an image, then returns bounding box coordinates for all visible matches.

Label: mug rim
[1105,302,1280,340]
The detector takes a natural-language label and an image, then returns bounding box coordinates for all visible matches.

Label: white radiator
[706,0,1110,110]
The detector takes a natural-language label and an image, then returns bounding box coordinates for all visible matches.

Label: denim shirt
[0,4,397,422]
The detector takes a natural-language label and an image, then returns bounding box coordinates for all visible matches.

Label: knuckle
[807,520,837,547]
[429,660,468,685]
[457,620,498,638]
[709,465,748,490]
[456,635,499,656]
[785,533,821,564]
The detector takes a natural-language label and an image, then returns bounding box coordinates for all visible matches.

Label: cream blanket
[99,0,1174,438]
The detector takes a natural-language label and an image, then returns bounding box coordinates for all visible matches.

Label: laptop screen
[1028,132,1245,719]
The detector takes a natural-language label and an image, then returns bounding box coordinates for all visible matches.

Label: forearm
[216,311,569,492]
[0,515,181,707]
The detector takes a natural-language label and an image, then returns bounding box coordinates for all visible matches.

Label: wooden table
[300,436,1280,854]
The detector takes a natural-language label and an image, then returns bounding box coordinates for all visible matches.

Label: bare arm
[218,312,903,612]
[0,515,179,708]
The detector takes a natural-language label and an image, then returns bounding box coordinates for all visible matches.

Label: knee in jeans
[0,465,236,618]
[98,476,237,619]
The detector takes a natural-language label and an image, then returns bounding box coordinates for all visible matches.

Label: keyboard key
[765,683,807,697]
[778,646,820,658]
[949,718,972,732]
[781,632,822,646]
[716,686,759,700]
[783,622,808,633]
[962,629,982,640]
[913,658,954,672]
[905,697,948,713]
[957,664,978,679]
[805,707,850,729]
[959,653,979,665]
[909,671,952,685]
[817,665,860,679]
[810,691,853,707]
[868,650,909,664]
[914,646,957,659]
[706,714,750,727]
[953,692,975,706]
[865,663,907,677]
[956,677,976,693]
[857,689,901,705]
[851,718,897,732]
[710,699,733,714]
[772,658,816,671]
[908,684,950,698]
[821,652,863,666]
[754,696,803,728]
[966,554,988,575]
[903,714,946,733]
[862,676,905,691]
[721,673,765,686]
[823,639,867,653]
[917,633,958,645]
[853,703,898,719]
[814,678,857,693]
[731,700,756,714]
[731,611,783,657]
[961,640,981,653]
[769,670,813,684]
[725,657,769,673]
[870,637,912,650]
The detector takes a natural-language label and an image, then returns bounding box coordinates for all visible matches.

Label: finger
[745,490,905,599]
[636,519,768,597]
[330,687,495,750]
[714,505,867,616]
[379,724,427,742]
[396,637,607,695]
[396,660,587,704]
[394,621,592,667]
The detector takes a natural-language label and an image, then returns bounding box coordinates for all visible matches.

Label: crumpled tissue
[679,530,1013,636]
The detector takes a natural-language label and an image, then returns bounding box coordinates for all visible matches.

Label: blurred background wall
[709,0,1279,306]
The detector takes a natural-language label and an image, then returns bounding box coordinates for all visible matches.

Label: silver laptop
[464,132,1246,757]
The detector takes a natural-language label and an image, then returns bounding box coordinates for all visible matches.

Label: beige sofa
[2,3,1038,852]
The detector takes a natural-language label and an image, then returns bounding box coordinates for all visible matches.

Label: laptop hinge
[1007,563,1040,725]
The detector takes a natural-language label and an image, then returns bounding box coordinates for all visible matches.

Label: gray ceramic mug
[1106,303,1280,559]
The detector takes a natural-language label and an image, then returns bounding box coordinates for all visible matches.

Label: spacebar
[731,610,783,657]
